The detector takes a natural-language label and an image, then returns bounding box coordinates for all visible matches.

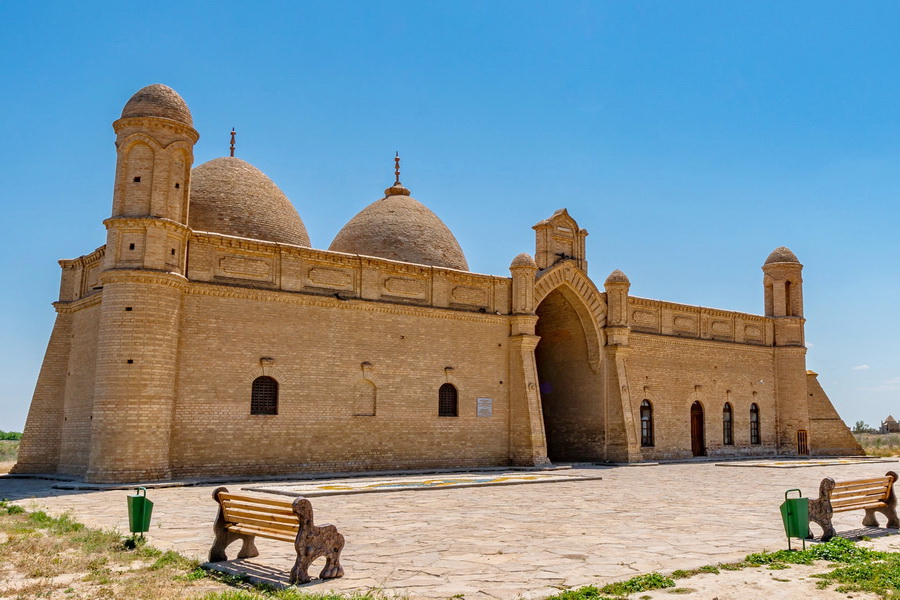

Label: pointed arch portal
[535,286,604,462]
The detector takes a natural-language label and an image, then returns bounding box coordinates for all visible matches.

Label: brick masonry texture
[13,85,862,483]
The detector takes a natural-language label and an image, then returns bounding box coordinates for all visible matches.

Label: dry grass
[0,501,232,599]
[855,432,900,457]
[0,440,18,474]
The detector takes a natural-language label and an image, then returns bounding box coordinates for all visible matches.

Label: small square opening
[126,359,134,364]
[129,243,135,250]
[125,307,132,312]
[133,176,141,183]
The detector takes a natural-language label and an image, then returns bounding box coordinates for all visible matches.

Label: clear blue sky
[1,1,899,432]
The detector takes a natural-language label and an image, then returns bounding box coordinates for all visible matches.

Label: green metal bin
[127,487,153,536]
[779,488,809,550]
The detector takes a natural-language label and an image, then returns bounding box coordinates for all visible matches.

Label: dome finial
[229,128,236,157]
[384,152,411,196]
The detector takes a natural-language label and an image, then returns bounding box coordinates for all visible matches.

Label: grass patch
[670,565,719,579]
[197,592,401,599]
[856,432,900,457]
[812,554,900,598]
[0,499,225,598]
[0,439,18,472]
[547,573,676,599]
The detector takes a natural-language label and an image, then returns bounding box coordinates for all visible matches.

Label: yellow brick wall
[807,372,864,456]
[627,333,778,460]
[56,301,102,476]
[167,286,511,477]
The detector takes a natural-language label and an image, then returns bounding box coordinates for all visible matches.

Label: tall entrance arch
[534,284,604,462]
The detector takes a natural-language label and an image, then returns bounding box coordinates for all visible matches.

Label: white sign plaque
[476,397,493,417]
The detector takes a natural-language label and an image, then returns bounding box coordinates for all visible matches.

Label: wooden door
[797,430,809,455]
[691,401,706,457]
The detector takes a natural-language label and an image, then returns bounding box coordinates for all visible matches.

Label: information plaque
[476,397,493,417]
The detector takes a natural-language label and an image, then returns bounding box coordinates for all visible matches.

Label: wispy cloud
[852,364,870,371]
[860,377,900,392]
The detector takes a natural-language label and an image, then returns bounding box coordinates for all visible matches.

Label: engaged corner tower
[762,246,809,454]
[87,84,199,483]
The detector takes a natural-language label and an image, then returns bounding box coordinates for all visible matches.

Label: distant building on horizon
[882,416,900,434]
[13,84,863,484]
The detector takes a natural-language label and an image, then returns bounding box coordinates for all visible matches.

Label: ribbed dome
[121,84,193,127]
[329,185,468,271]
[764,246,800,265]
[605,269,630,285]
[189,157,310,246]
[510,253,537,269]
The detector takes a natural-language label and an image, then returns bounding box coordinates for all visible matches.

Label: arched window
[251,376,278,415]
[723,403,733,445]
[750,403,760,445]
[640,400,654,447]
[785,281,793,316]
[438,383,458,417]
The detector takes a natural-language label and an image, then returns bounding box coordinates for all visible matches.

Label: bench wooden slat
[831,490,890,504]
[832,484,889,497]
[224,514,300,535]
[219,492,295,509]
[832,478,891,491]
[227,524,297,544]
[222,500,296,519]
[223,507,301,526]
[832,501,888,512]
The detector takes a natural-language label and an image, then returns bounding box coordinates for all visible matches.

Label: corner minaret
[87,84,199,482]
[105,83,199,274]
[763,246,810,455]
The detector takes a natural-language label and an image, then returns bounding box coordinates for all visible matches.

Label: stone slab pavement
[1,461,897,599]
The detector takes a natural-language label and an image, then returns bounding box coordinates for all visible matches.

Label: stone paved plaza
[1,460,897,599]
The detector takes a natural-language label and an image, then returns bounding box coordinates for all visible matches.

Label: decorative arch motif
[534,260,607,371]
[242,361,286,384]
[347,362,381,416]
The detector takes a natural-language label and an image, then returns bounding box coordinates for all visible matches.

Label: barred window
[438,383,458,417]
[750,403,760,445]
[251,376,278,415]
[723,402,733,445]
[640,400,654,447]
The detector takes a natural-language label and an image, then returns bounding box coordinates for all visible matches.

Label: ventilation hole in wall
[129,243,135,250]
[125,307,132,311]
[127,359,134,364]
[175,183,180,189]
[171,248,176,256]
[133,176,141,183]
[499,381,503,384]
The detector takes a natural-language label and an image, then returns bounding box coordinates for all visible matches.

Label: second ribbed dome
[189,157,310,246]
[329,182,468,271]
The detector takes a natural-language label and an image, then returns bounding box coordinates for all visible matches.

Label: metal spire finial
[229,128,236,157]
[394,151,401,185]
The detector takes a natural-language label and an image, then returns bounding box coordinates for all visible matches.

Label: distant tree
[853,421,871,434]
[0,431,22,440]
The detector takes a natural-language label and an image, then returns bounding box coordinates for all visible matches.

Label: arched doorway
[690,401,705,457]
[535,288,602,462]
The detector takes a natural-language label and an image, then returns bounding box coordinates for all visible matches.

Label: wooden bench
[208,486,345,584]
[808,470,899,541]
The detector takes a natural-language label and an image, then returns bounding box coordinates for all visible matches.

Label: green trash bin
[779,488,809,550]
[127,487,153,536]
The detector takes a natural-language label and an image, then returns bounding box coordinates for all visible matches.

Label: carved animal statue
[289,495,345,584]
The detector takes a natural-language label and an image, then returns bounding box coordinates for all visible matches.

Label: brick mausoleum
[14,84,862,483]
